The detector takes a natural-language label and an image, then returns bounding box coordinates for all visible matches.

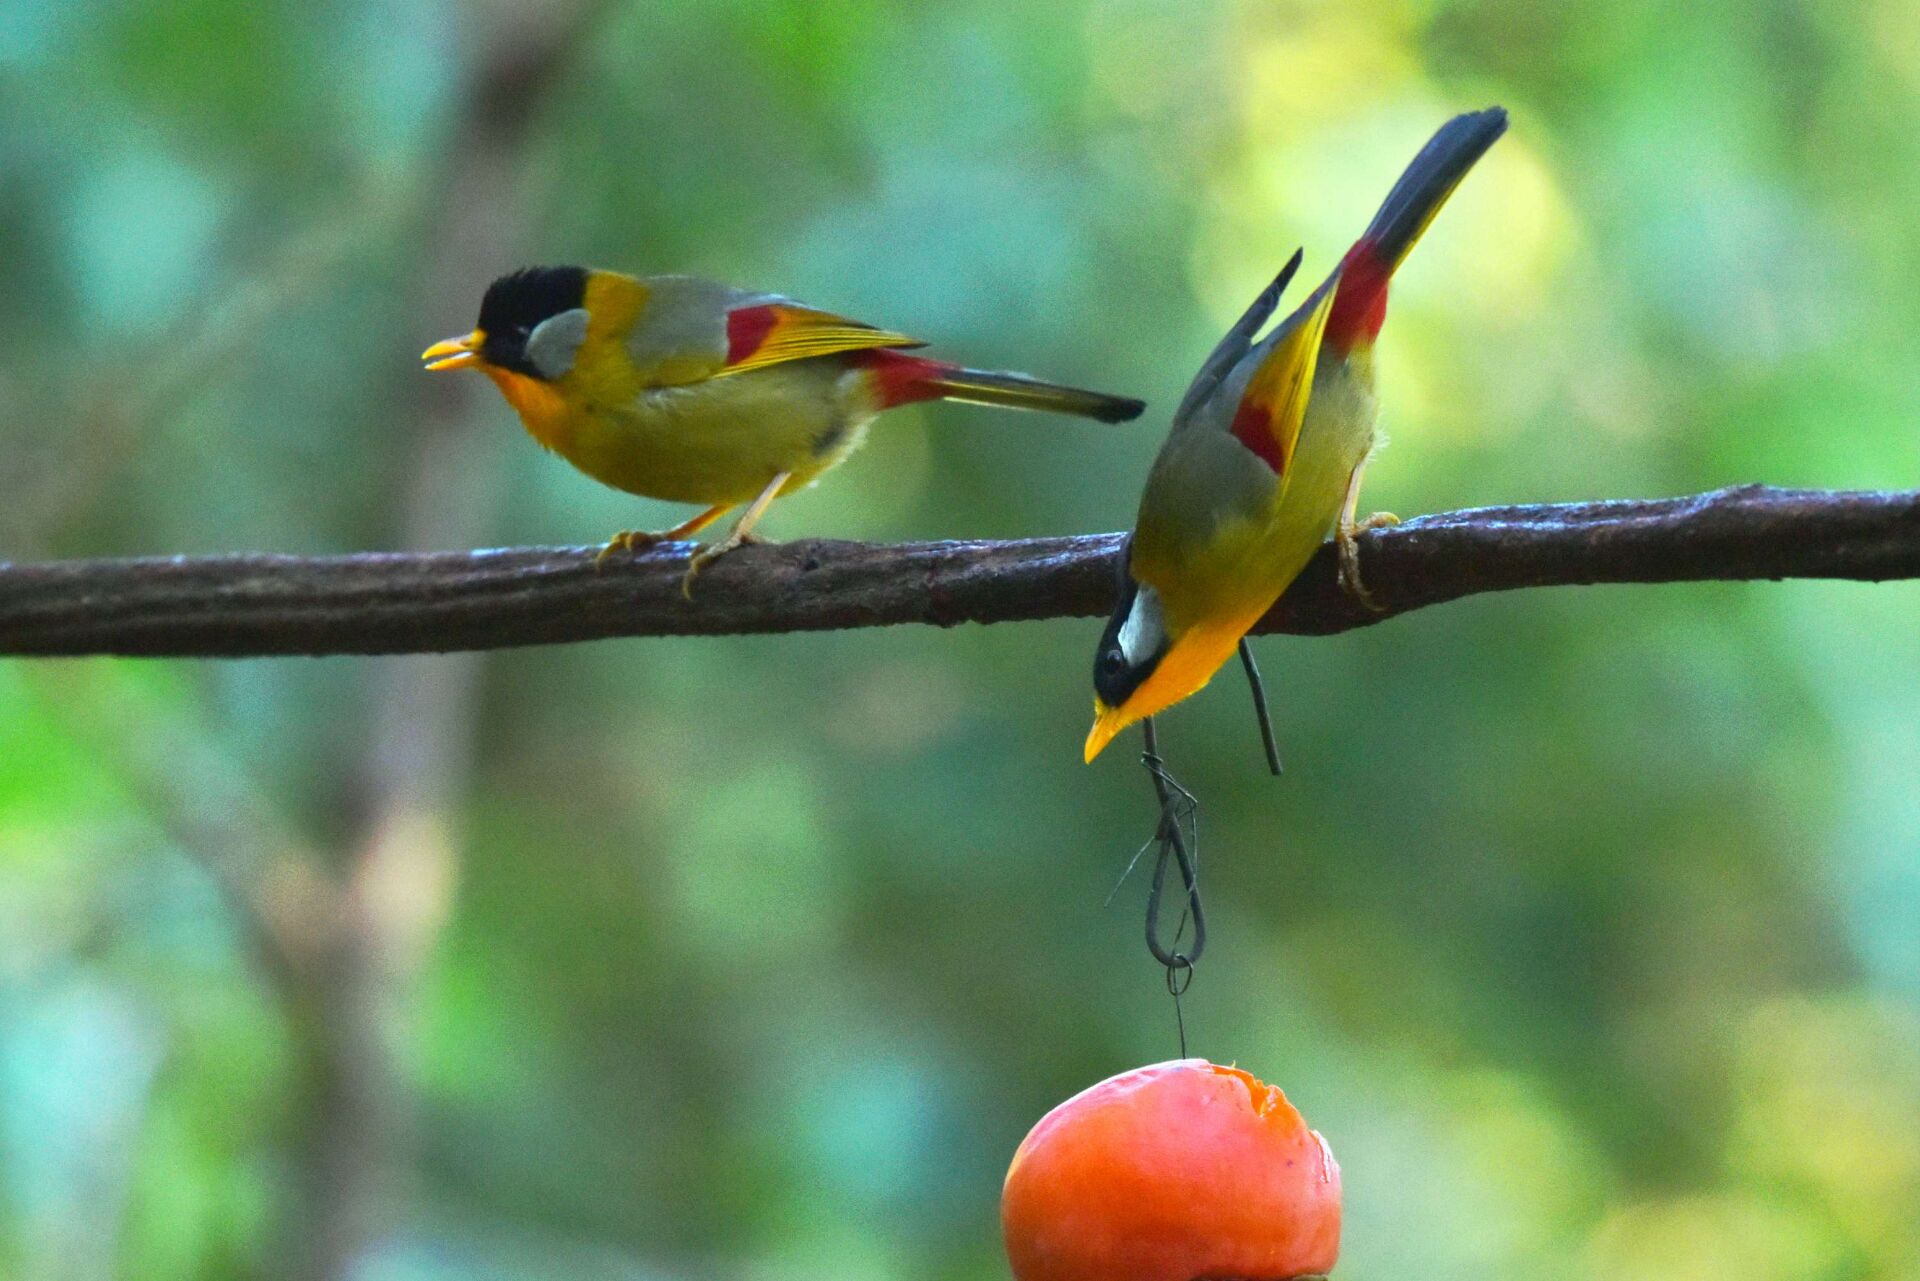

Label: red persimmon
[1003,1059,1341,1281]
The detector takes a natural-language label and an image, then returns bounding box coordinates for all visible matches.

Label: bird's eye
[1100,649,1126,676]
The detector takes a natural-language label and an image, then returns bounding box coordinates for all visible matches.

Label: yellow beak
[1084,700,1131,764]
[422,330,485,371]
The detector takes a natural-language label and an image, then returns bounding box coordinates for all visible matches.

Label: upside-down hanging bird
[1085,108,1508,762]
[423,269,1145,590]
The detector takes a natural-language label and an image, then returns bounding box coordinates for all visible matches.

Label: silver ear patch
[1117,584,1166,665]
[526,308,591,379]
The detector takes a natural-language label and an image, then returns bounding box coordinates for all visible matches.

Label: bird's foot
[679,530,770,598]
[1336,511,1399,613]
[594,528,667,570]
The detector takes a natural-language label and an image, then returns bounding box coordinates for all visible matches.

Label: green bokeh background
[3,1,1919,1279]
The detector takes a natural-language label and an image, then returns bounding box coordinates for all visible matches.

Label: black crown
[478,266,588,338]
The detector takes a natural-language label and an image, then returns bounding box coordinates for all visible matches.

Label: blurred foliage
[3,1,1920,1279]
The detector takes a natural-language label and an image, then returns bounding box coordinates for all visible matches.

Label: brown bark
[4,486,1915,659]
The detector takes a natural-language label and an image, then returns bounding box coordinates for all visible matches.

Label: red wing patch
[726,306,782,365]
[1230,400,1287,472]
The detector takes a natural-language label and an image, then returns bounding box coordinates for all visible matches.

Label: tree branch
[3,485,1915,659]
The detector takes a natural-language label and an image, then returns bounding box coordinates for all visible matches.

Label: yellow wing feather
[1232,275,1341,487]
[717,303,925,377]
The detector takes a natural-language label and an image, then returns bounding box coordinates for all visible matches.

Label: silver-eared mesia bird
[1085,107,1508,762]
[422,270,1144,588]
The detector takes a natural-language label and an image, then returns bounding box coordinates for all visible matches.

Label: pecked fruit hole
[1002,1059,1341,1281]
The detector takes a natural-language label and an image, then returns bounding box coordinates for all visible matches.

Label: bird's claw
[595,529,664,571]
[678,530,775,597]
[678,538,735,597]
[1336,511,1398,613]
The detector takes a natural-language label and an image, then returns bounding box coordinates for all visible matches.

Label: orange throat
[1085,617,1257,762]
[482,366,575,451]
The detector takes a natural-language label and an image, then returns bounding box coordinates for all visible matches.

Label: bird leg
[596,504,731,569]
[681,472,790,597]
[1336,448,1398,613]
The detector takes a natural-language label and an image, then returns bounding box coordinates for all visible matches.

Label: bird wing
[618,276,926,387]
[1172,250,1302,430]
[1221,272,1340,486]
[715,303,925,377]
[1130,257,1339,590]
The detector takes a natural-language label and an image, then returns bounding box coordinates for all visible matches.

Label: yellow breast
[494,360,876,507]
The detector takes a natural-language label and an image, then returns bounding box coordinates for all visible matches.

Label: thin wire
[1168,964,1189,1057]
[1238,638,1283,776]
[1140,717,1205,970]
[1103,828,1159,908]
[1139,716,1206,1058]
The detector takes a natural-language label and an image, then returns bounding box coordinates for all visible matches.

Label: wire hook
[1140,717,1205,972]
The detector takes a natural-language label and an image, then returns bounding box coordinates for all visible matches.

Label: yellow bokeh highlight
[1728,997,1920,1260]
[1585,1194,1844,1281]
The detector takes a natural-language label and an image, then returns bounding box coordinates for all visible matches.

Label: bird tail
[1325,107,1507,351]
[860,351,1145,423]
[1360,107,1508,275]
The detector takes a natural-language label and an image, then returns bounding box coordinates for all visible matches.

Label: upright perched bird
[423,269,1144,588]
[1086,108,1508,762]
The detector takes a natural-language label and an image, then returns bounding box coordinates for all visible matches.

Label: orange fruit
[1002,1059,1341,1281]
